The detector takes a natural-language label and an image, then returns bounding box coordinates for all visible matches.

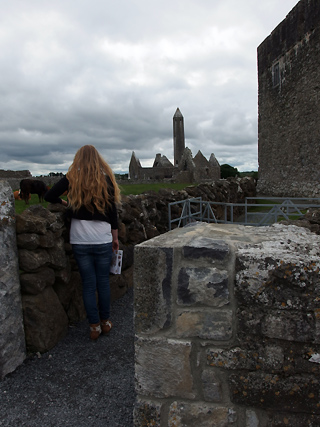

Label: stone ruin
[257,0,320,197]
[129,108,221,183]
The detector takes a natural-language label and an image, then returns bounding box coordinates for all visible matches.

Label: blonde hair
[66,145,121,214]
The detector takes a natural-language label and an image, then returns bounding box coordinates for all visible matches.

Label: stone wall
[134,222,320,426]
[0,181,26,379]
[257,0,320,197]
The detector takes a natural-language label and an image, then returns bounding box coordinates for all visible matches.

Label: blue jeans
[72,243,112,324]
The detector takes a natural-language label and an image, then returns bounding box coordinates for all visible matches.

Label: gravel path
[0,288,135,427]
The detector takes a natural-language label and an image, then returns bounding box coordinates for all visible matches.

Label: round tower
[173,108,185,166]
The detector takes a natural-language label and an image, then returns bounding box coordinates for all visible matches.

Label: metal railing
[168,197,320,230]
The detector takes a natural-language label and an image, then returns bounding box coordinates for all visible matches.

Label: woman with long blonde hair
[45,145,121,340]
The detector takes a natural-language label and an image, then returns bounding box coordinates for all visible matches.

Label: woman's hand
[111,229,119,252]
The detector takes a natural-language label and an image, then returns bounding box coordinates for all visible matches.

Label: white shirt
[70,219,112,244]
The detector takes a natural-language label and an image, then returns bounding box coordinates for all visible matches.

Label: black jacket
[44,175,118,230]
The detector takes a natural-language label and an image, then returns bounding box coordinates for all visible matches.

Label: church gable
[193,150,209,168]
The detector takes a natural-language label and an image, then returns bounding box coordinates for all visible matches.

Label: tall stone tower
[173,108,185,166]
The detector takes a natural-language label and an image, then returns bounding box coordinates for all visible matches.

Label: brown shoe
[101,319,112,335]
[89,322,101,340]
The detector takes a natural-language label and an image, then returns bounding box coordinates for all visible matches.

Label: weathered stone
[134,246,173,333]
[177,267,229,307]
[168,402,236,427]
[271,412,320,426]
[110,274,128,301]
[18,248,50,272]
[16,213,47,235]
[201,370,222,402]
[38,230,56,248]
[47,238,67,269]
[229,372,320,414]
[183,237,229,261]
[65,271,86,322]
[176,310,232,340]
[246,409,260,427]
[20,267,56,295]
[54,260,72,286]
[133,399,162,427]
[262,311,315,342]
[16,233,40,250]
[22,287,69,353]
[53,275,76,311]
[135,337,194,399]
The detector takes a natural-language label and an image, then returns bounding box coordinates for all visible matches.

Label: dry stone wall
[134,222,320,426]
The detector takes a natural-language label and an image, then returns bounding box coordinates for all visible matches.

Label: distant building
[257,0,320,197]
[129,108,220,182]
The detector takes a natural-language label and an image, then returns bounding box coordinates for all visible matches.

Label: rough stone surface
[22,287,69,353]
[134,247,173,334]
[134,221,320,425]
[257,0,320,197]
[0,180,26,379]
[177,267,229,307]
[176,309,232,340]
[201,369,222,402]
[134,399,162,427]
[135,337,194,399]
[168,402,236,427]
[20,267,56,295]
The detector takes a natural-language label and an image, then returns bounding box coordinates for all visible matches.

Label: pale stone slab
[135,337,195,399]
[134,246,173,333]
[176,310,232,340]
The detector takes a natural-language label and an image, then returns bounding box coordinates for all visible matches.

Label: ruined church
[129,108,220,182]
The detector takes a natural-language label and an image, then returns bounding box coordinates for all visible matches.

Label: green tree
[220,164,238,179]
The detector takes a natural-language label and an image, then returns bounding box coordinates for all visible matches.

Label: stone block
[271,412,320,426]
[177,267,229,307]
[20,267,56,295]
[262,311,314,342]
[207,344,284,372]
[16,233,40,249]
[229,372,320,414]
[134,246,173,333]
[16,213,47,235]
[18,248,50,272]
[183,237,229,261]
[201,369,222,402]
[135,337,194,399]
[47,238,68,270]
[246,409,260,427]
[134,399,161,427]
[176,309,232,340]
[168,402,236,427]
[22,286,69,353]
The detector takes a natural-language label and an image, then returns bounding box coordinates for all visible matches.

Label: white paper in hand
[110,250,123,274]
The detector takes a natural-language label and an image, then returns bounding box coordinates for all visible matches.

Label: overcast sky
[0,0,299,176]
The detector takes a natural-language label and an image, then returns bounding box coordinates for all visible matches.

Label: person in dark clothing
[45,145,121,340]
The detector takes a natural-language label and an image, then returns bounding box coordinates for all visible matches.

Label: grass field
[14,182,191,214]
